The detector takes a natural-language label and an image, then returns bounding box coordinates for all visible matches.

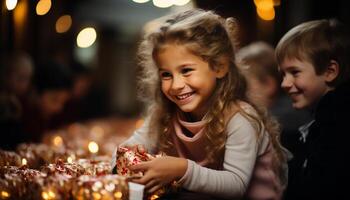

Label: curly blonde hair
[137,9,286,166]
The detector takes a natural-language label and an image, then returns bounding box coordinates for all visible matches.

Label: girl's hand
[121,144,147,154]
[129,156,187,193]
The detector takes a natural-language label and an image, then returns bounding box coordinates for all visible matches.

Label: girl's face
[279,58,332,109]
[155,44,223,120]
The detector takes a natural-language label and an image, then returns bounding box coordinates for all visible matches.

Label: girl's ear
[324,60,339,82]
[215,59,229,79]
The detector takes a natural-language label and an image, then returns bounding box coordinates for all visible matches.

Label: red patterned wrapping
[77,158,112,176]
[16,143,76,169]
[116,147,156,177]
[0,150,21,167]
[115,147,175,199]
[41,159,87,178]
[0,166,47,200]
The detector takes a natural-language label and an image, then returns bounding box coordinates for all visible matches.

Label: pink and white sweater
[112,107,287,199]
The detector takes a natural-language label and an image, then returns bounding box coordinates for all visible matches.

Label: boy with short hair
[276,19,350,199]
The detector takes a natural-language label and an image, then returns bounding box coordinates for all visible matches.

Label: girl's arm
[179,113,268,199]
[121,117,158,151]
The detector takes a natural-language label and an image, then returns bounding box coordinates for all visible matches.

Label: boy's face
[155,44,225,120]
[279,58,332,109]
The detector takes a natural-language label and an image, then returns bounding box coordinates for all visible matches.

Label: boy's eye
[279,71,286,77]
[290,70,300,76]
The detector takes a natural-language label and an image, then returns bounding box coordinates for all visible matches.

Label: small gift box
[0,150,21,167]
[114,146,155,177]
[77,157,112,176]
[41,159,87,178]
[113,146,179,200]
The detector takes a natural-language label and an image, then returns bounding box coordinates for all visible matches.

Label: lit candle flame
[88,141,99,154]
[53,136,63,147]
[48,190,56,199]
[92,192,101,199]
[150,194,160,200]
[67,156,73,163]
[1,191,10,199]
[114,191,123,199]
[21,158,27,166]
[41,189,56,200]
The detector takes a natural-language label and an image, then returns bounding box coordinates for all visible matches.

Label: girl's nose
[171,75,185,90]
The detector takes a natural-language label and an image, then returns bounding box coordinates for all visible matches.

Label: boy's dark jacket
[285,81,350,200]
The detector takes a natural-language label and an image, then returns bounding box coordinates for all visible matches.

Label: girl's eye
[160,71,172,79]
[181,68,193,75]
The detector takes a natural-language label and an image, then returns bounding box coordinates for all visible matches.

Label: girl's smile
[175,92,195,103]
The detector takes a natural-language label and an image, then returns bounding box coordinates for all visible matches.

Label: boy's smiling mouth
[289,92,300,96]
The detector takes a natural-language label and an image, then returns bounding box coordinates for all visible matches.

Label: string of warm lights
[132,0,191,8]
[6,0,52,15]
[4,0,279,51]
[4,0,98,49]
[4,0,193,50]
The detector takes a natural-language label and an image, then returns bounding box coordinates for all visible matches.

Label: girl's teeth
[177,93,192,100]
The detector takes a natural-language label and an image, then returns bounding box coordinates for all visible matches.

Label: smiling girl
[112,9,287,199]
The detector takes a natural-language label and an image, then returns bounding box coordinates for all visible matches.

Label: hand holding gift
[115,145,156,177]
[129,156,187,194]
[115,145,186,196]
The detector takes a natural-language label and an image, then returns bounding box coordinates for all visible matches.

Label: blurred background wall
[1,0,350,118]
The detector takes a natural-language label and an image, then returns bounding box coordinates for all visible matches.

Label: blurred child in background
[51,61,93,126]
[0,51,34,149]
[21,60,73,143]
[236,41,311,157]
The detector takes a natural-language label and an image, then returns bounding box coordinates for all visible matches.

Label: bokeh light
[36,0,52,16]
[152,0,172,8]
[257,7,275,21]
[132,0,150,3]
[172,0,191,6]
[6,0,17,10]
[88,141,99,154]
[55,15,72,33]
[77,27,97,48]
